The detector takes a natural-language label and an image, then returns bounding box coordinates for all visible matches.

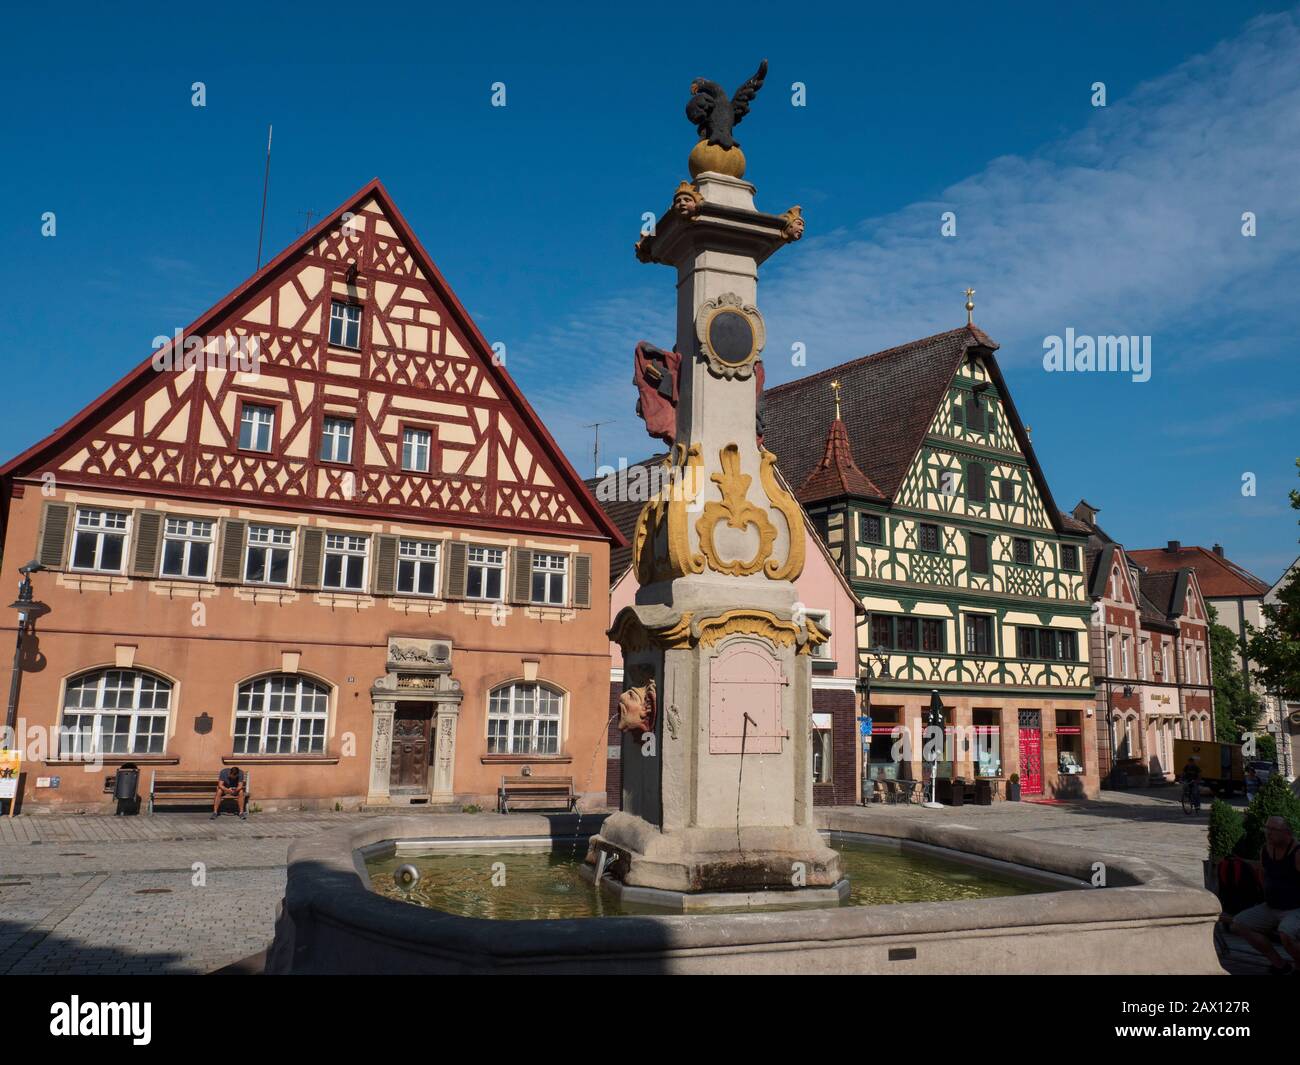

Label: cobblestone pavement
[0,790,1222,975]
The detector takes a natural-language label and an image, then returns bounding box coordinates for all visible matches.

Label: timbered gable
[3,181,618,541]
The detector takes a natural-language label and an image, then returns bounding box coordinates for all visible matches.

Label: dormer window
[329,301,362,349]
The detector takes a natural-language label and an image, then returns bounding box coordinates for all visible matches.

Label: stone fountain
[589,59,842,908]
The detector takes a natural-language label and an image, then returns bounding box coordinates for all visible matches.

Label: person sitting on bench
[212,766,247,820]
[1227,815,1300,974]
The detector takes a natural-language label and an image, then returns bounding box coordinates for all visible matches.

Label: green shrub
[1237,775,1300,856]
[1207,798,1244,861]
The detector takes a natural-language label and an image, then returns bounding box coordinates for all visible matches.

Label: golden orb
[688,139,746,179]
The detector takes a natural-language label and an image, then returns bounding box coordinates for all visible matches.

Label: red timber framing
[0,178,623,548]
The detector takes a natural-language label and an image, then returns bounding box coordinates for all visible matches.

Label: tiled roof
[796,417,883,504]
[586,456,666,583]
[765,325,994,500]
[1128,545,1269,599]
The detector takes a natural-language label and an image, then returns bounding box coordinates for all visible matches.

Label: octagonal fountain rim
[266,809,1223,974]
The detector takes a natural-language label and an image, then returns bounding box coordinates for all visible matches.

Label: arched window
[235,675,329,755]
[61,668,172,757]
[487,682,563,755]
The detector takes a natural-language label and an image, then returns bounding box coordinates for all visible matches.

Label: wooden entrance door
[390,706,432,791]
[1018,710,1043,796]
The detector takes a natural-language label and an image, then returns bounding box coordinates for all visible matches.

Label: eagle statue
[685,59,768,150]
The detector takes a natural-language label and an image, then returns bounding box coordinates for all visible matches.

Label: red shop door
[1018,710,1043,796]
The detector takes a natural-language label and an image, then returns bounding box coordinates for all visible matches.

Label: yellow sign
[0,748,20,813]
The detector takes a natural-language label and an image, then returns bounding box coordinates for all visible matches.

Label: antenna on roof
[584,420,614,478]
[256,124,273,271]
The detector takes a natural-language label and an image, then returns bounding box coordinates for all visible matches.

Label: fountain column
[593,81,843,904]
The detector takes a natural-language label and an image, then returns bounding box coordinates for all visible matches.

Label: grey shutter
[218,519,246,583]
[445,541,467,599]
[298,529,324,589]
[37,502,72,569]
[512,547,533,604]
[574,553,592,608]
[130,511,164,577]
[374,534,398,594]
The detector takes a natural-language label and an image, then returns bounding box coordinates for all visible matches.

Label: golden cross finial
[964,287,975,325]
[830,379,842,420]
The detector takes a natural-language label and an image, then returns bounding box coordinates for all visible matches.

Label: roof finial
[830,378,842,420]
[964,287,975,325]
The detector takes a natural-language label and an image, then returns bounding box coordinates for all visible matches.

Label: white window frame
[328,300,362,349]
[59,669,171,757]
[805,608,832,660]
[244,524,295,586]
[396,539,441,596]
[486,682,563,756]
[530,552,568,605]
[70,507,130,574]
[322,533,369,591]
[401,427,432,473]
[1120,634,1129,677]
[811,713,833,783]
[160,517,215,580]
[239,403,275,452]
[234,674,329,755]
[466,545,505,601]
[320,416,354,464]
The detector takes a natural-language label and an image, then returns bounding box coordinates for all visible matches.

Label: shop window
[1057,710,1085,775]
[973,708,1002,777]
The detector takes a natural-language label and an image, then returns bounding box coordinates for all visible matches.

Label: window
[245,524,294,585]
[858,513,883,545]
[806,609,832,659]
[998,479,1014,503]
[1139,638,1149,681]
[323,533,368,591]
[60,669,171,757]
[896,617,919,651]
[467,546,505,600]
[965,614,994,656]
[812,714,833,784]
[1061,544,1079,571]
[70,508,129,573]
[402,427,432,473]
[487,682,563,755]
[964,394,985,432]
[397,539,440,596]
[969,532,990,575]
[967,462,987,503]
[921,618,945,653]
[531,552,568,605]
[1017,627,1079,661]
[328,300,362,349]
[320,417,354,464]
[870,614,892,651]
[1120,635,1130,676]
[239,403,275,452]
[161,518,214,580]
[1057,710,1084,775]
[234,675,329,755]
[1012,537,1032,565]
[973,708,1001,777]
[918,523,940,553]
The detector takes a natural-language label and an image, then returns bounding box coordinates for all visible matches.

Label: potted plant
[1006,772,1021,802]
[1206,798,1244,892]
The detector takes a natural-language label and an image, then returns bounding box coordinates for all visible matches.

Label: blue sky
[3,2,1297,581]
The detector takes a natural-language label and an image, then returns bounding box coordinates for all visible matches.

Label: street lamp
[923,689,946,809]
[6,560,46,736]
[856,648,890,804]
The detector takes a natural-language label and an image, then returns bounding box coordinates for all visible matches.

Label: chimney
[1213,543,1224,557]
[1166,540,1181,553]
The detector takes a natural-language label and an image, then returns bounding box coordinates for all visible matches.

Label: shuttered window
[217,520,247,583]
[466,546,505,601]
[966,462,987,503]
[158,517,213,580]
[445,541,468,599]
[71,508,130,573]
[245,525,294,585]
[511,548,533,604]
[37,502,72,569]
[969,533,990,575]
[531,553,567,605]
[573,554,592,608]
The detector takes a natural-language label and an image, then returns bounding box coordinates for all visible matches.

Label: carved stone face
[786,214,804,240]
[673,188,700,218]
[617,683,656,734]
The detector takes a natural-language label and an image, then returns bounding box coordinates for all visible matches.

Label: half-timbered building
[763,324,1100,800]
[0,179,621,811]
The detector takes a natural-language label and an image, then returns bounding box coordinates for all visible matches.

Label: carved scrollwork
[695,444,776,577]
[759,447,805,582]
[632,443,705,584]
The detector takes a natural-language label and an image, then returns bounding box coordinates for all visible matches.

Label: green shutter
[512,548,533,603]
[130,511,164,577]
[217,520,246,583]
[298,528,324,589]
[445,541,467,599]
[374,535,398,594]
[37,502,71,569]
[574,553,592,608]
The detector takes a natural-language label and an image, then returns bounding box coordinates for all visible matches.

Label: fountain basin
[266,809,1223,974]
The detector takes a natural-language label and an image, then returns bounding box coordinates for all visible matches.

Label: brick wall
[814,687,858,806]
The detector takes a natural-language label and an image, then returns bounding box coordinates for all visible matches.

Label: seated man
[1228,816,1300,974]
[212,766,247,821]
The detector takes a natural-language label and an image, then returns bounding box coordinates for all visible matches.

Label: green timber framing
[764,324,1099,800]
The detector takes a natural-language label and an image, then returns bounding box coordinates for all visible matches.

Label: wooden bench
[149,770,252,813]
[497,775,576,814]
